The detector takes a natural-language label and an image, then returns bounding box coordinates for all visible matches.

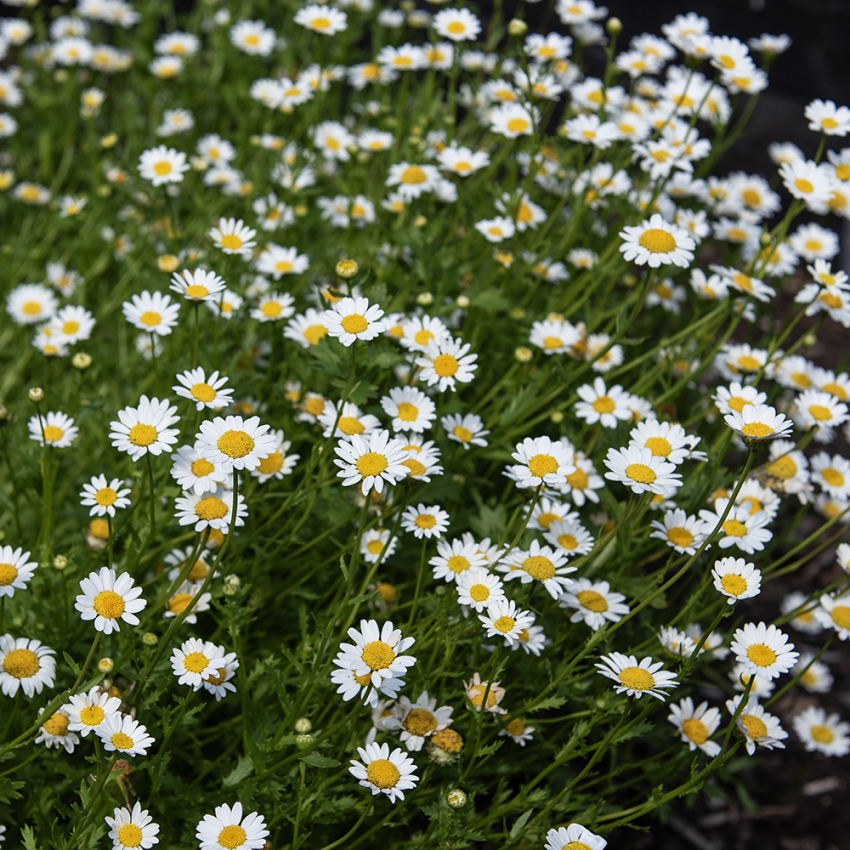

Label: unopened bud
[157,254,179,272]
[507,18,527,36]
[416,292,434,306]
[53,555,68,571]
[296,733,314,750]
[456,295,470,309]
[142,632,158,646]
[414,215,428,228]
[28,387,44,403]
[98,657,114,673]
[515,346,533,363]
[509,307,525,320]
[606,17,623,34]
[335,259,359,279]
[100,133,118,149]
[550,411,564,423]
[295,717,312,734]
[447,788,467,808]
[72,352,92,370]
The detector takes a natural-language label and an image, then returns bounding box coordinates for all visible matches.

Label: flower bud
[515,346,533,363]
[28,387,44,403]
[296,733,314,750]
[53,555,68,571]
[416,292,434,306]
[507,18,527,36]
[142,633,158,646]
[456,295,470,309]
[447,789,468,808]
[98,657,114,674]
[72,352,92,370]
[335,259,359,279]
[157,254,179,272]
[100,133,118,149]
[295,718,312,734]
[606,17,623,34]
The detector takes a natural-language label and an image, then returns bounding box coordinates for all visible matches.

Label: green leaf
[299,753,341,769]
[223,755,254,787]
[62,652,81,675]
[527,695,566,713]
[509,808,534,840]
[476,740,503,758]
[612,720,654,746]
[21,825,39,850]
[472,288,510,313]
[338,555,349,581]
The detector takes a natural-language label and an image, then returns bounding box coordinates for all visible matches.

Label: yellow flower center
[220,234,243,250]
[89,519,110,539]
[746,644,777,667]
[302,324,327,345]
[42,712,70,737]
[129,423,158,447]
[356,452,388,478]
[528,454,558,478]
[396,402,419,421]
[361,640,395,670]
[447,555,470,574]
[3,648,39,678]
[191,458,215,477]
[493,615,516,633]
[452,425,473,444]
[834,163,850,181]
[139,311,161,327]
[257,450,284,475]
[310,16,331,29]
[522,555,555,581]
[117,824,144,848]
[167,593,193,616]
[721,574,748,596]
[506,117,530,133]
[644,436,672,457]
[111,731,135,750]
[195,497,228,521]
[808,404,833,422]
[304,397,325,417]
[722,519,747,537]
[433,354,459,377]
[794,178,814,194]
[822,468,845,487]
[564,843,592,850]
[338,416,365,436]
[618,666,655,690]
[831,605,850,630]
[43,425,64,443]
[741,422,773,438]
[638,229,676,253]
[185,285,209,299]
[366,540,384,556]
[811,724,835,743]
[0,563,18,586]
[217,430,255,458]
[469,584,490,602]
[592,396,616,414]
[404,707,438,737]
[741,714,767,740]
[80,705,105,726]
[218,825,247,849]
[183,651,210,673]
[204,666,228,686]
[682,717,709,745]
[767,456,797,479]
[94,590,125,620]
[625,463,656,484]
[94,487,118,507]
[366,759,401,789]
[558,534,578,550]
[63,320,80,335]
[667,527,694,548]
[341,314,368,334]
[153,161,172,176]
[401,165,427,184]
[22,301,42,315]
[820,292,843,309]
[190,382,217,403]
[577,590,608,612]
[468,684,498,708]
[414,514,436,529]
[275,261,293,274]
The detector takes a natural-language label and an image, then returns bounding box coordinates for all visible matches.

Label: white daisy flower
[385,162,441,200]
[48,304,95,343]
[793,706,850,756]
[619,213,696,268]
[195,414,277,473]
[63,686,122,736]
[730,621,799,680]
[0,546,37,597]
[544,824,607,850]
[649,508,708,555]
[137,145,189,186]
[208,218,257,258]
[330,652,405,708]
[349,742,419,803]
[560,579,630,630]
[507,436,576,489]
[295,4,348,35]
[499,715,536,747]
[255,245,310,280]
[336,619,416,693]
[105,801,160,850]
[726,695,787,755]
[196,802,268,850]
[596,652,679,700]
[170,443,230,495]
[361,529,397,565]
[333,430,410,495]
[171,637,227,690]
[667,697,722,757]
[250,291,296,323]
[479,598,535,646]
[442,413,490,449]
[729,663,775,700]
[74,567,146,635]
[543,516,594,558]
[122,290,180,336]
[401,504,450,539]
[531,497,578,532]
[0,635,56,698]
[249,429,299,484]
[529,318,581,355]
[384,690,453,751]
[712,557,762,604]
[575,377,633,428]
[380,386,436,433]
[323,296,386,346]
[318,401,381,440]
[713,381,768,416]
[814,592,850,640]
[499,540,576,599]
[793,652,833,694]
[97,714,155,757]
[628,420,694,465]
[549,452,604,506]
[433,7,480,41]
[489,103,536,137]
[173,368,233,411]
[795,389,850,430]
[6,282,59,325]
[169,268,226,303]
[604,446,682,495]
[34,709,79,753]
[416,336,478,392]
[284,309,330,348]
[79,475,131,518]
[200,651,240,702]
[724,403,793,442]
[699,499,772,554]
[164,581,211,625]
[109,396,180,461]
[430,538,488,583]
[456,567,506,613]
[464,672,507,714]
[174,487,247,534]
[27,411,79,448]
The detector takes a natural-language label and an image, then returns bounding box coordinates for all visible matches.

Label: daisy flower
[500,716,535,747]
[109,396,180,461]
[416,337,478,392]
[318,401,380,440]
[0,635,56,697]
[712,557,762,604]
[479,598,535,646]
[63,685,122,736]
[596,653,679,700]
[544,824,607,850]
[75,567,146,635]
[97,714,155,757]
[6,283,58,325]
[361,529,397,564]
[456,567,506,613]
[105,802,160,850]
[195,415,277,473]
[507,436,576,489]
[729,664,775,700]
[793,706,850,756]
[543,516,594,558]
[255,245,310,279]
[604,446,682,495]
[285,309,330,348]
[122,290,180,336]
[175,488,247,534]
[401,504,450,539]
[79,475,131,518]
[331,653,405,707]
[385,163,441,200]
[512,619,548,657]
[649,509,707,555]
[229,20,276,57]
[730,621,799,680]
[619,213,696,268]
[433,7,480,41]
[464,672,507,714]
[489,103,536,137]
[560,579,630,630]
[498,540,576,599]
[575,377,633,428]
[208,218,257,258]
[164,581,211,625]
[170,444,230,495]
[793,653,834,694]
[804,98,850,136]
[169,269,225,303]
[196,802,268,850]
[200,651,239,702]
[726,695,787,755]
[335,430,410,495]
[628,420,694,465]
[294,4,348,35]
[430,538,488,583]
[250,291,296,323]
[474,216,516,243]
[724,403,793,442]
[35,709,78,753]
[529,318,581,354]
[171,638,227,689]
[667,697,722,757]
[336,619,416,693]
[385,690,453,751]
[381,386,436,433]
[349,742,418,803]
[249,429,299,484]
[705,497,773,552]
[27,411,78,448]
[814,592,850,639]
[779,159,834,214]
[795,389,849,430]
[173,368,233,411]
[438,145,490,176]
[401,438,443,481]
[0,546,37,599]
[138,145,189,186]
[323,296,386,346]
[442,413,490,448]
[49,304,95,343]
